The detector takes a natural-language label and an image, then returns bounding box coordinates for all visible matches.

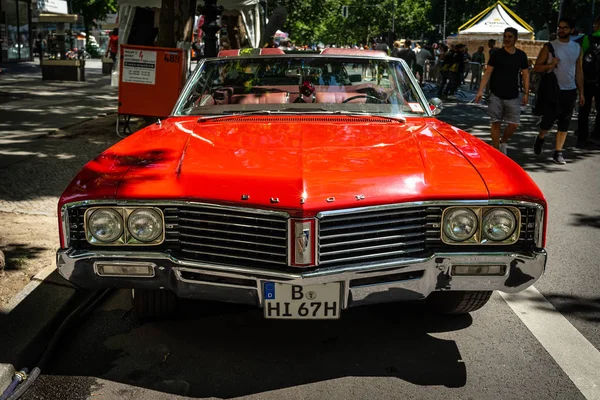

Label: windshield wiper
[329,110,407,123]
[196,109,300,122]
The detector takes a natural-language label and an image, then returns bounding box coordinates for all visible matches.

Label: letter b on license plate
[263,282,341,319]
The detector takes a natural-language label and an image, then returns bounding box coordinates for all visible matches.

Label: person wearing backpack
[576,15,600,148]
[533,17,585,164]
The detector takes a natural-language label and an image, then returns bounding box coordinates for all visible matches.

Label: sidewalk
[0,59,121,308]
[0,59,118,168]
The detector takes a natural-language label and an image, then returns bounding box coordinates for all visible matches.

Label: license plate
[263,282,341,319]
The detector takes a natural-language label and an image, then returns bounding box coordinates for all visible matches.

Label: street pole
[558,0,564,26]
[391,0,395,45]
[443,0,447,43]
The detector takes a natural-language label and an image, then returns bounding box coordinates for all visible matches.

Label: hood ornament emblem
[241,194,250,200]
[326,197,335,203]
[355,194,365,201]
[270,197,280,204]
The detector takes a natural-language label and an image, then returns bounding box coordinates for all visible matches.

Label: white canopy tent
[458,1,534,40]
[117,0,262,50]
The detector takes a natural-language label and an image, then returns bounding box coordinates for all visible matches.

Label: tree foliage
[71,0,118,37]
[265,0,599,45]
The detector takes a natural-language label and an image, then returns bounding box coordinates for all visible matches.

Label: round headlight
[88,209,123,243]
[443,208,478,242]
[482,208,516,241]
[127,209,163,242]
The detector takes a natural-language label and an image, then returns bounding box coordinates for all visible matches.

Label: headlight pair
[442,206,520,244]
[86,207,164,245]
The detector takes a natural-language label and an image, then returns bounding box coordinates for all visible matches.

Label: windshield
[174,55,429,117]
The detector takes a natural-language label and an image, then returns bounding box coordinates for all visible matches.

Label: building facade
[0,0,32,62]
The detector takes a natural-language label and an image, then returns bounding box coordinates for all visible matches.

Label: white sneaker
[499,142,508,155]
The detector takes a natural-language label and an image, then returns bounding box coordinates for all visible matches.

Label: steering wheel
[342,94,385,104]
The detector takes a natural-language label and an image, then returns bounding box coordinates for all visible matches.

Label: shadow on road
[570,212,600,229]
[43,292,471,398]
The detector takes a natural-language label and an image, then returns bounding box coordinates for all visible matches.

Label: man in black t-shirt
[475,28,530,156]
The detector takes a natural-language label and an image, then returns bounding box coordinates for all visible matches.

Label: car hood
[101,116,488,215]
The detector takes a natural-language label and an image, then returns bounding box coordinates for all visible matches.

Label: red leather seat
[315,92,365,104]
[230,92,288,104]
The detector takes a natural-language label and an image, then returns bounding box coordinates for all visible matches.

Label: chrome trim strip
[320,216,425,231]
[61,199,290,219]
[179,208,285,223]
[179,216,286,231]
[318,247,426,265]
[176,268,256,290]
[316,200,542,218]
[316,200,490,218]
[322,240,424,256]
[179,225,284,241]
[60,204,70,248]
[179,232,286,249]
[320,232,423,247]
[535,205,545,248]
[180,247,285,262]
[322,226,423,240]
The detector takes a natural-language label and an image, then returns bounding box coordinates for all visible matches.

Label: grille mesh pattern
[318,206,435,267]
[173,206,288,267]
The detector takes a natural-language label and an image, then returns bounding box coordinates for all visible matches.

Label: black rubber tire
[131,289,177,319]
[426,290,493,315]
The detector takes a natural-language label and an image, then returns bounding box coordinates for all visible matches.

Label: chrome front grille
[318,206,437,267]
[171,205,288,268]
[66,201,541,271]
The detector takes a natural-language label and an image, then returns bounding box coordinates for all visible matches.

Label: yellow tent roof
[458,1,533,33]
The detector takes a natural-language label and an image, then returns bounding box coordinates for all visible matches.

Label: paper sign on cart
[408,102,424,113]
[122,49,157,85]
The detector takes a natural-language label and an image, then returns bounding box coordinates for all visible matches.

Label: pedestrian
[445,44,467,97]
[532,17,585,164]
[391,40,402,58]
[375,37,390,55]
[437,45,456,96]
[575,15,600,148]
[475,27,530,155]
[415,43,433,84]
[105,28,119,71]
[397,39,416,71]
[471,45,486,89]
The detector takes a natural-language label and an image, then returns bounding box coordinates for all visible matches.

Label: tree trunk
[157,0,196,48]
[157,0,176,48]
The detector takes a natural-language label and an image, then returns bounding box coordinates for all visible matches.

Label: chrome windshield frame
[171,54,433,118]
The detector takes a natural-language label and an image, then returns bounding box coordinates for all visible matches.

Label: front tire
[131,288,177,319]
[427,291,492,314]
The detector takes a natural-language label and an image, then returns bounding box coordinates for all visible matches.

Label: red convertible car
[56,48,547,319]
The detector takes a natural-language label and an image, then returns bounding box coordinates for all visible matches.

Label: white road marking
[500,287,600,400]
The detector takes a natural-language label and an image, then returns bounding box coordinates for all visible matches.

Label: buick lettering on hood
[56,48,547,319]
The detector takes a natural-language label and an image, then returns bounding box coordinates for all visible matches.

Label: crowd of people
[474,17,600,165]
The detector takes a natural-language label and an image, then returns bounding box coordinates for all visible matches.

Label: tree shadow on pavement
[436,103,600,174]
[570,212,600,229]
[0,243,48,271]
[46,297,471,398]
[530,293,600,323]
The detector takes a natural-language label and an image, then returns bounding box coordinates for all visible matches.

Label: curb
[0,264,84,381]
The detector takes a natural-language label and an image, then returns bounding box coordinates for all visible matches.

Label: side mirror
[429,97,443,116]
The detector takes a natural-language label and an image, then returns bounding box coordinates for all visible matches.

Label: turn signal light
[452,265,506,276]
[95,262,155,277]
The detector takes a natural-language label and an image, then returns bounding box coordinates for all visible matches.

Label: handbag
[533,43,560,117]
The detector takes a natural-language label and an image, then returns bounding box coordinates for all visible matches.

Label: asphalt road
[18,101,600,400]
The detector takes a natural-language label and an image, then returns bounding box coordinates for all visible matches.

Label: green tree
[71,0,118,49]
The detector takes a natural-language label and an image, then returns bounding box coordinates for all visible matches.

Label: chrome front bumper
[56,248,547,309]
